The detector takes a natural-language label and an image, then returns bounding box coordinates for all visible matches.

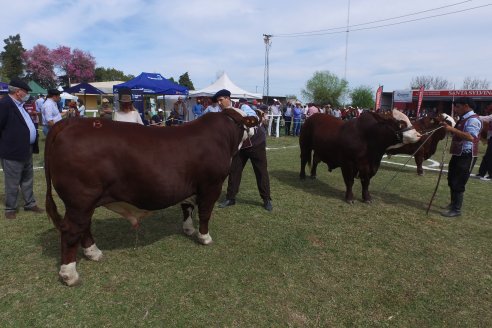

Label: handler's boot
[441,192,463,218]
[441,191,454,210]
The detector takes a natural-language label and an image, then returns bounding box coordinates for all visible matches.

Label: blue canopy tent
[113,72,188,119]
[113,72,188,95]
[65,82,105,95]
[0,81,8,94]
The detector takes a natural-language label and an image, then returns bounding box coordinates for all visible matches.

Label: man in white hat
[99,98,113,120]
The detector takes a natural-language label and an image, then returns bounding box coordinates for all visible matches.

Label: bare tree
[410,75,450,89]
[462,77,490,90]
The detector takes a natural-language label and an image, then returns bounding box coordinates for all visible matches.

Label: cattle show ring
[1,109,490,326]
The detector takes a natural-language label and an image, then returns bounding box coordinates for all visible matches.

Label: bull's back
[47,117,236,208]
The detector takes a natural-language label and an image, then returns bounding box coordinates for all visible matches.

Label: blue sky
[2,0,491,98]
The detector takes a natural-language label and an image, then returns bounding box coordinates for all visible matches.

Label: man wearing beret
[214,90,273,211]
[0,79,44,219]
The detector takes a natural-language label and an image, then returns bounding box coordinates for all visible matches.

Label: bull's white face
[440,113,456,127]
[230,107,256,149]
[391,109,421,144]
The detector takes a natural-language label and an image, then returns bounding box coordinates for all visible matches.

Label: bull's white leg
[83,243,103,261]
[197,232,213,245]
[59,262,79,286]
[183,216,195,236]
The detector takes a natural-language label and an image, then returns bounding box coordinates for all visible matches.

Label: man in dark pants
[476,112,492,180]
[441,97,482,217]
[216,91,273,211]
[0,79,44,219]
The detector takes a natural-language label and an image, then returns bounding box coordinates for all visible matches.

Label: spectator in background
[203,98,221,114]
[192,98,204,119]
[24,96,39,129]
[332,107,341,119]
[35,94,45,119]
[292,102,303,136]
[42,89,65,135]
[284,102,293,136]
[269,99,281,135]
[325,104,333,116]
[77,99,85,117]
[0,79,43,219]
[113,87,143,125]
[99,98,113,120]
[151,108,165,125]
[306,103,320,118]
[475,109,492,180]
[173,96,187,124]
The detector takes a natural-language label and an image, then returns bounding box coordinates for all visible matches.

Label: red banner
[375,85,383,112]
[416,86,424,117]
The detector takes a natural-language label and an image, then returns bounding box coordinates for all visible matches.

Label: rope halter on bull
[381,125,445,192]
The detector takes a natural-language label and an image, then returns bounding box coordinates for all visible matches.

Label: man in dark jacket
[0,79,44,219]
[217,93,273,211]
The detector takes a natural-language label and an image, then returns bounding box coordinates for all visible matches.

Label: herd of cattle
[45,108,456,285]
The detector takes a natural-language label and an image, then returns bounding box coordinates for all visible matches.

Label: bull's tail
[44,123,65,231]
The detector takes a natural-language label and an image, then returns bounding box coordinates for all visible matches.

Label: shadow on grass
[38,210,182,260]
[269,169,343,200]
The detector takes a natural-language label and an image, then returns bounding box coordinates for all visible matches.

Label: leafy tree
[410,75,450,89]
[168,77,176,83]
[22,44,57,88]
[462,77,490,90]
[301,71,348,107]
[95,67,134,81]
[350,85,374,108]
[52,46,96,85]
[0,34,25,79]
[178,72,194,90]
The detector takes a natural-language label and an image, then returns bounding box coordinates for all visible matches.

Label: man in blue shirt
[0,79,44,219]
[441,97,482,217]
[192,99,204,119]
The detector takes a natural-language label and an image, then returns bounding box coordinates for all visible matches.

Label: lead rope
[426,131,450,215]
[381,126,444,191]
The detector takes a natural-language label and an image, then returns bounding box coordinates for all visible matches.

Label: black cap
[212,89,231,102]
[259,104,268,111]
[9,78,32,92]
[238,98,247,103]
[453,97,475,110]
[47,89,62,96]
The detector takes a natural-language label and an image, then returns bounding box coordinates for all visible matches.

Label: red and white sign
[416,86,424,117]
[411,90,492,97]
[375,85,383,111]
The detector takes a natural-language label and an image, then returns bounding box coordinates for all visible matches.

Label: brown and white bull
[45,108,258,286]
[299,109,421,203]
[386,113,455,175]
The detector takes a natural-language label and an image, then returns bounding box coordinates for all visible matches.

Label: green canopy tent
[28,80,47,97]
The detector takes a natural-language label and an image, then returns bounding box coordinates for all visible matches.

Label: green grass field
[1,136,491,327]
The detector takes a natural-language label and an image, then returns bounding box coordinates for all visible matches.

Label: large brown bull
[45,109,258,285]
[299,109,421,203]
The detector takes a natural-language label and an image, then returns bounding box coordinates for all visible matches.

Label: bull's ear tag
[93,120,103,128]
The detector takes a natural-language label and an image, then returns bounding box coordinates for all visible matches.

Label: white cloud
[2,0,491,97]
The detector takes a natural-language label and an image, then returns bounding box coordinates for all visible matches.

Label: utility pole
[343,0,351,81]
[263,34,272,104]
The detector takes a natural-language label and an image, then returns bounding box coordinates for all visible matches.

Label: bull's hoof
[197,232,213,245]
[363,199,372,204]
[59,262,80,286]
[83,244,103,261]
[345,199,355,205]
[310,175,317,180]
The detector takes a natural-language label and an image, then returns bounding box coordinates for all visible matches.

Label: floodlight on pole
[263,34,272,104]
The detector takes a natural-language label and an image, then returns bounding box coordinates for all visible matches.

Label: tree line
[0,34,195,90]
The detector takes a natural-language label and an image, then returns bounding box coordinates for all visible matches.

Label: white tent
[189,73,262,99]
